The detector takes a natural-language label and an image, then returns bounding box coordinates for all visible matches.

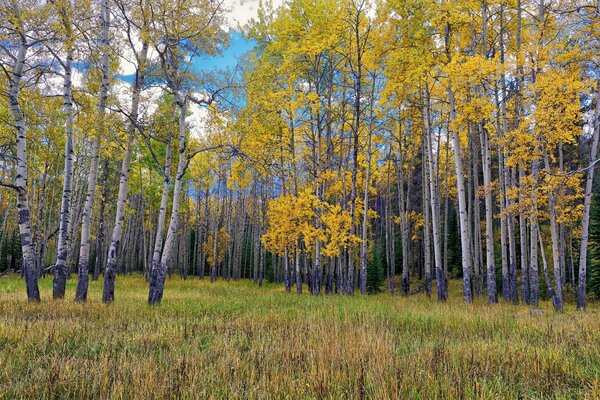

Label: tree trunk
[33,163,48,277]
[537,225,560,310]
[479,124,497,303]
[577,80,600,310]
[148,98,187,304]
[359,125,372,295]
[92,160,110,281]
[284,248,290,292]
[385,161,395,295]
[75,0,110,301]
[449,89,472,303]
[542,149,563,312]
[396,125,411,295]
[102,41,148,303]
[295,246,302,294]
[9,41,40,301]
[424,86,446,302]
[519,167,530,304]
[149,129,173,281]
[499,149,509,302]
[52,48,75,298]
[529,160,540,306]
[422,148,432,299]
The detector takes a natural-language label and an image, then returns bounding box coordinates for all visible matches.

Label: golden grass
[0,275,598,399]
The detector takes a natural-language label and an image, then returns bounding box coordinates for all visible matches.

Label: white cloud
[225,0,285,29]
[115,0,281,76]
[37,64,85,97]
[118,56,137,76]
[116,33,162,76]
[188,102,210,139]
[111,1,276,137]
[72,68,84,88]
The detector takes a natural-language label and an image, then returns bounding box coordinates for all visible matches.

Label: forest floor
[0,275,598,399]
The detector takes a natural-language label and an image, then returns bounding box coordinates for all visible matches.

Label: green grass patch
[0,274,598,399]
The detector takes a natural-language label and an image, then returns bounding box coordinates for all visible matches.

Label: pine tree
[367,240,385,294]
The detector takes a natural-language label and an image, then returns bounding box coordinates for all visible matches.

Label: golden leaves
[533,67,587,150]
[203,228,231,266]
[262,189,360,257]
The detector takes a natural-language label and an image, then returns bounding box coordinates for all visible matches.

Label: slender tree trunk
[422,143,432,299]
[443,133,451,292]
[252,208,259,284]
[559,220,566,286]
[284,248,290,292]
[498,4,518,303]
[348,39,362,296]
[472,131,484,295]
[529,160,540,306]
[102,42,148,303]
[396,126,411,295]
[8,41,40,301]
[479,124,497,303]
[192,184,201,278]
[499,147,509,302]
[75,0,110,301]
[515,0,529,305]
[312,104,323,295]
[139,173,150,279]
[518,168,530,304]
[542,150,564,311]
[507,168,519,303]
[52,48,75,299]
[359,126,372,295]
[92,160,110,281]
[314,240,321,295]
[211,218,219,283]
[424,86,446,301]
[295,245,302,294]
[200,188,209,279]
[537,224,560,310]
[449,89,472,303]
[568,229,575,288]
[74,139,101,300]
[148,98,188,304]
[33,163,48,276]
[150,131,173,278]
[577,80,600,310]
[259,240,265,287]
[385,161,395,295]
[479,1,496,302]
[67,168,85,269]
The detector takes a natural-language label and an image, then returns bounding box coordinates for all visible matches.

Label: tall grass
[0,275,598,399]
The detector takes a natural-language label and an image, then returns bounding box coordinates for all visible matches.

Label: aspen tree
[74,0,111,300]
[101,0,150,303]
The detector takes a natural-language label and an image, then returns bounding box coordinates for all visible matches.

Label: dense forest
[0,0,599,312]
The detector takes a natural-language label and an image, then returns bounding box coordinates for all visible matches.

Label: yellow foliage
[203,228,231,266]
[262,189,360,258]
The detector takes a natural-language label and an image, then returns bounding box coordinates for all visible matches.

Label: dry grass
[0,274,598,399]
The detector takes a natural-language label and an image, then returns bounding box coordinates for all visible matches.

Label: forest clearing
[1,0,600,398]
[0,274,598,399]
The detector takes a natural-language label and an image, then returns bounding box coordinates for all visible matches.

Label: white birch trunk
[75,0,110,300]
[9,41,40,301]
[53,47,75,299]
[102,42,149,302]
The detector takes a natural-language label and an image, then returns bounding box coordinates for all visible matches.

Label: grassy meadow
[0,275,598,399]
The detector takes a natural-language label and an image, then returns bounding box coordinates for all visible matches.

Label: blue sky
[117,31,255,84]
[192,31,255,73]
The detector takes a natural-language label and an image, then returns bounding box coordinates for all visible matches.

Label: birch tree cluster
[0,0,599,309]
